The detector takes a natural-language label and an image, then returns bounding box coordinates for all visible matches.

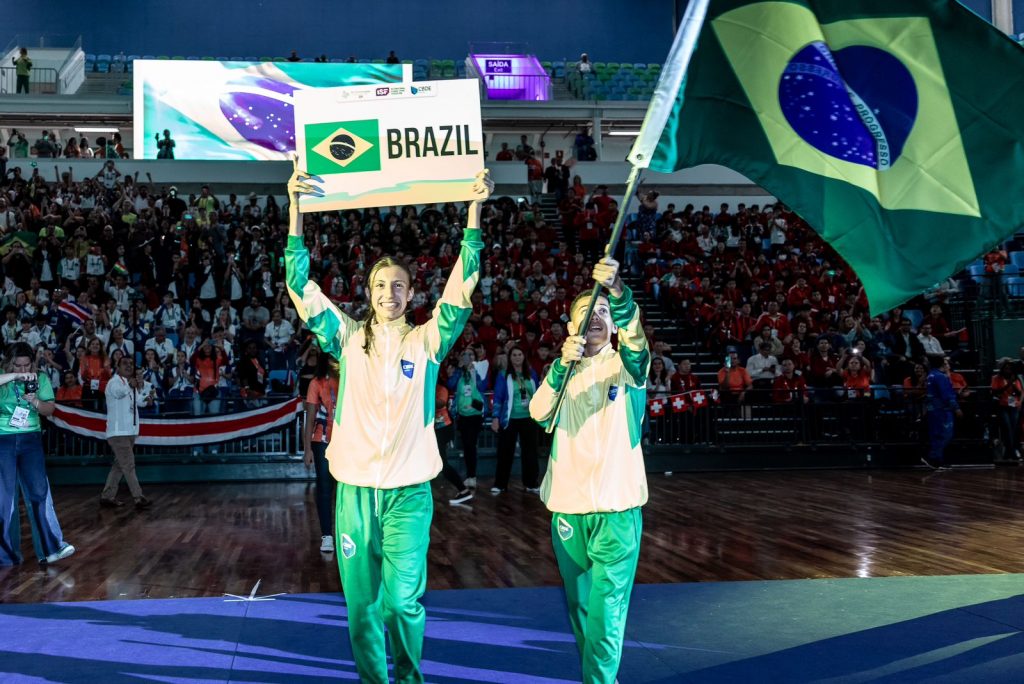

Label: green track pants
[335,481,433,684]
[551,508,642,684]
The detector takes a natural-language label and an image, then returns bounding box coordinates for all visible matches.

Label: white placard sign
[294,79,484,211]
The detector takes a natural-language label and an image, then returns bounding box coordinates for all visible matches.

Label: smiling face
[370,263,413,322]
[570,294,615,350]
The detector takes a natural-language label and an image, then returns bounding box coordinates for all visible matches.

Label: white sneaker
[448,489,473,505]
[490,487,503,495]
[44,543,75,564]
[525,487,540,494]
[320,535,334,553]
[464,477,477,488]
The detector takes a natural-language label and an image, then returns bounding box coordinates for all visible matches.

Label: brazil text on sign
[294,79,484,211]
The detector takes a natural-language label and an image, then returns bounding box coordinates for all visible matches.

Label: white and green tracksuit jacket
[285,229,483,489]
[530,285,650,514]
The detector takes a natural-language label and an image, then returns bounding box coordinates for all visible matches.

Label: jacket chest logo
[400,360,415,379]
[608,385,619,402]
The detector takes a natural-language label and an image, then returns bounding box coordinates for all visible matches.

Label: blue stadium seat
[1005,276,1024,297]
[1010,251,1024,269]
[141,55,155,60]
[1003,263,1021,276]
[967,264,986,276]
[96,61,111,73]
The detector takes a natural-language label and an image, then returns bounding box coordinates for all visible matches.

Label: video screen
[133,60,410,160]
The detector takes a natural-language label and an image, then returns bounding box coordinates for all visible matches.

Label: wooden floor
[4,467,1024,603]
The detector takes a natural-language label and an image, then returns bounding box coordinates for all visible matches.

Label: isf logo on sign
[375,87,390,96]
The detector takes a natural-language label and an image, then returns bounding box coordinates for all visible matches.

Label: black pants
[457,414,482,478]
[16,75,29,94]
[311,442,335,537]
[435,424,466,491]
[495,417,539,490]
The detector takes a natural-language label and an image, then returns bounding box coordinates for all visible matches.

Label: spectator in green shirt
[13,48,31,94]
[0,342,75,566]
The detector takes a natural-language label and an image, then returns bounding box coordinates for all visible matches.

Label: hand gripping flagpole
[545,165,643,434]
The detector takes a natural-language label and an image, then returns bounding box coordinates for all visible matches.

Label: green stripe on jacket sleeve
[609,284,651,387]
[423,228,483,362]
[285,235,357,359]
[529,361,568,430]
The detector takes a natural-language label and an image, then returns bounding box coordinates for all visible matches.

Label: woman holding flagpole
[286,158,491,684]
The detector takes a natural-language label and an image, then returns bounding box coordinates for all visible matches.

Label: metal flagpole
[545,165,643,434]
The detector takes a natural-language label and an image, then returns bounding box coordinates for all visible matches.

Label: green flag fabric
[629,0,1024,313]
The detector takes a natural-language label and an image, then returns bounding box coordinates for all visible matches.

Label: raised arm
[285,160,358,359]
[422,170,492,362]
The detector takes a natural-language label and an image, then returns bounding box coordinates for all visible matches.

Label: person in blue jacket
[923,356,962,470]
[490,346,541,494]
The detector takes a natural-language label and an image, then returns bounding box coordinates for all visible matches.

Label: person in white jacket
[287,160,492,684]
[101,356,152,509]
[530,256,649,684]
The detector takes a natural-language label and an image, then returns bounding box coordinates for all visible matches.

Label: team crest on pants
[557,518,573,541]
[340,534,356,559]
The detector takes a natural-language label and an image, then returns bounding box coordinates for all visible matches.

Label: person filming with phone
[0,342,75,566]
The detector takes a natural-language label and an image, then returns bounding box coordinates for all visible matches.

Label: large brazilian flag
[629,0,1024,313]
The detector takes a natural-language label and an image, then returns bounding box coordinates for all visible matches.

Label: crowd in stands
[0,135,1020,456]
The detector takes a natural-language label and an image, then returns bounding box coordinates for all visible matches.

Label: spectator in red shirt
[672,358,701,393]
[991,360,1023,459]
[525,152,544,203]
[786,276,812,309]
[495,142,514,161]
[840,353,873,399]
[807,336,841,393]
[781,337,810,374]
[772,359,809,404]
[753,300,791,340]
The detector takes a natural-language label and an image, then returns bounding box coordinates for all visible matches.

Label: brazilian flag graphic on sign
[631,0,1024,313]
[305,119,381,175]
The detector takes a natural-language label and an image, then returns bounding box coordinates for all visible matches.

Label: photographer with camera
[101,356,153,509]
[0,342,75,565]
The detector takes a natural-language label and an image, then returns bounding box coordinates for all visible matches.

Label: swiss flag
[690,391,707,409]
[649,399,666,417]
[670,394,689,413]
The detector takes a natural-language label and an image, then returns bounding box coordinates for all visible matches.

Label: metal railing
[0,66,58,94]
[40,387,1003,469]
[644,387,997,452]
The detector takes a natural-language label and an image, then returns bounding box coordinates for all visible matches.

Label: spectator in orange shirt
[304,353,339,554]
[79,337,111,410]
[717,349,753,404]
[190,339,227,415]
[946,359,971,400]
[55,371,83,407]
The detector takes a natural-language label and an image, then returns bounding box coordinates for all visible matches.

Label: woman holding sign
[286,159,491,684]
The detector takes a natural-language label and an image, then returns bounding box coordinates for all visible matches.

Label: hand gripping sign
[294,79,484,211]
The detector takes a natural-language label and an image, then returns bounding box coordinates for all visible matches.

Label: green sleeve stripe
[545,360,568,390]
[424,230,483,361]
[285,236,352,359]
[609,284,650,386]
[625,383,646,449]
[423,360,440,428]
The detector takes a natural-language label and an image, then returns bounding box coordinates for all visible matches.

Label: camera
[25,379,38,394]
